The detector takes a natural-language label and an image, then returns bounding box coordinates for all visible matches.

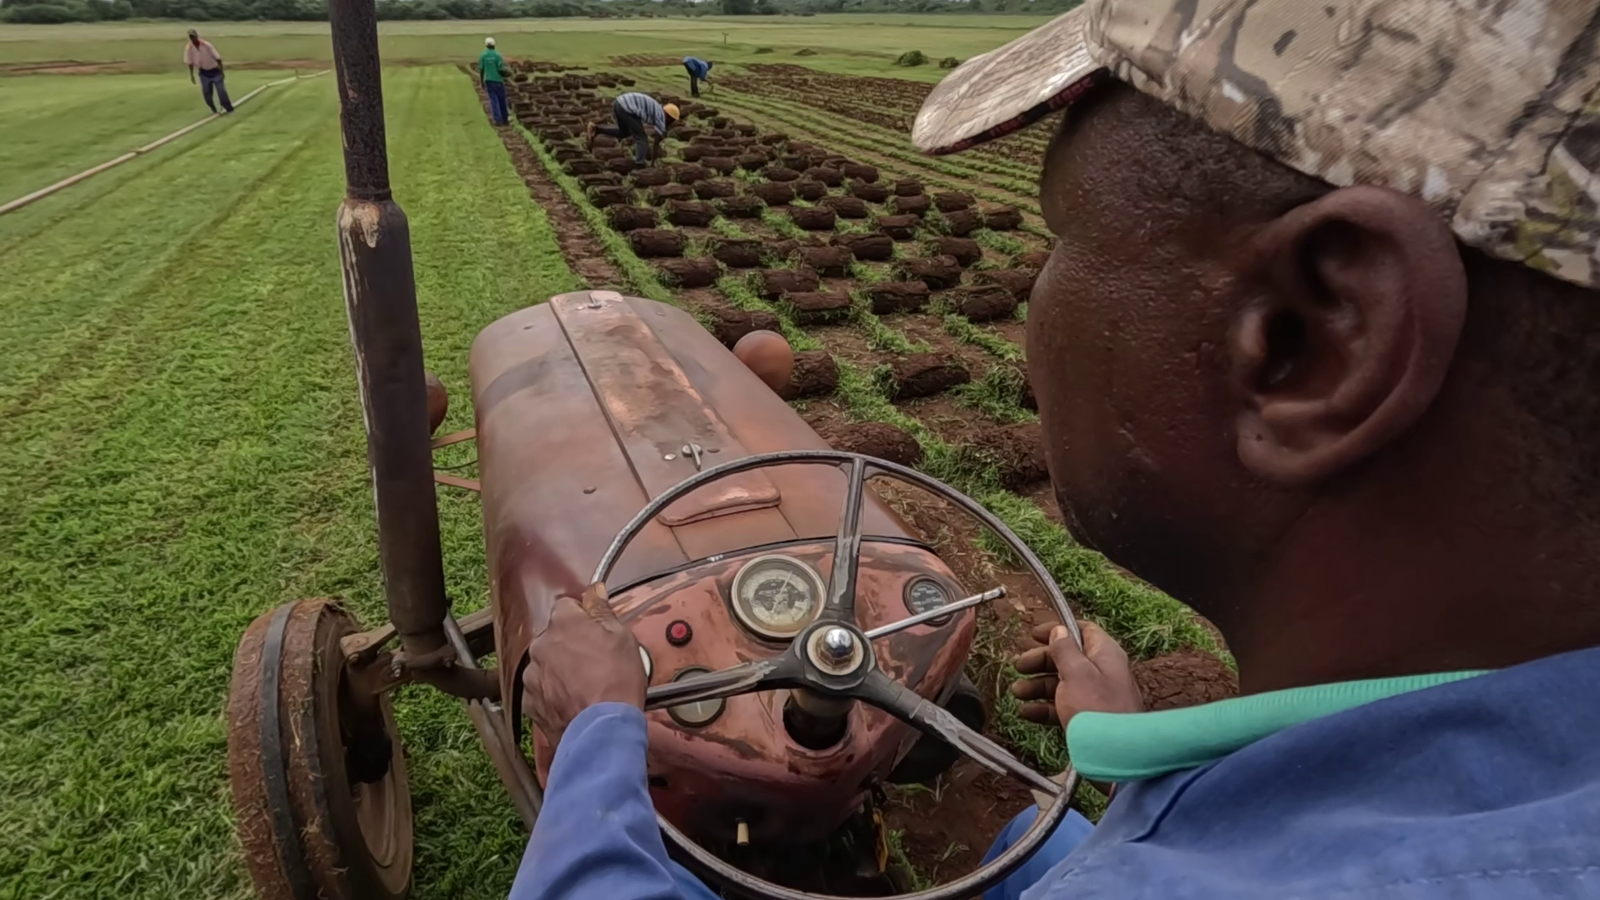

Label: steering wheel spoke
[856,670,1067,798]
[822,456,869,623]
[864,586,1006,640]
[644,656,795,711]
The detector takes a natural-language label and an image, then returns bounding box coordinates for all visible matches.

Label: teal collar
[1067,670,1488,782]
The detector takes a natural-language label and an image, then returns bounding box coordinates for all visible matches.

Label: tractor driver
[513,1,1600,898]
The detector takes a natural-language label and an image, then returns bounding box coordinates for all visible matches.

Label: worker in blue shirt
[587,91,679,168]
[682,56,712,97]
[514,0,1600,898]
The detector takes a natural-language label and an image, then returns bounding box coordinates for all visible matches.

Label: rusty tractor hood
[469,291,917,710]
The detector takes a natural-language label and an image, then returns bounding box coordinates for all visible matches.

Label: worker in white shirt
[184,29,233,115]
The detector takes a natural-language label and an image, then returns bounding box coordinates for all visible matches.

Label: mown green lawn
[0,65,577,899]
[0,14,1051,81]
[0,69,289,201]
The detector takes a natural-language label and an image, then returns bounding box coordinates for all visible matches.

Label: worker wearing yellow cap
[588,92,680,168]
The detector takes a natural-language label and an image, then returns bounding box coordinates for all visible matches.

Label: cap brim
[913,7,1108,156]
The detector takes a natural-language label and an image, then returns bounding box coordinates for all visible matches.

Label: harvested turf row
[706,87,1045,203]
[626,79,1054,261]
[638,119,1041,380]
[634,80,1053,241]
[631,70,1045,199]
[738,89,1047,189]
[677,86,1045,211]
[719,64,1052,170]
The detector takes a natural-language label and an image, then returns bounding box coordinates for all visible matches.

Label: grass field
[0,70,294,200]
[0,12,1218,899]
[0,64,577,899]
[0,14,1052,80]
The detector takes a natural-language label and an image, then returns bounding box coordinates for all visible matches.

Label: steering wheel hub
[808,626,865,675]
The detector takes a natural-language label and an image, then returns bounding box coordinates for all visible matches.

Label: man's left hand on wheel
[520,582,644,746]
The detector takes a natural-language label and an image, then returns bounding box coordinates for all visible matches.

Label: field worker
[510,0,1600,898]
[682,56,712,98]
[587,92,679,168]
[183,29,232,115]
[479,37,509,127]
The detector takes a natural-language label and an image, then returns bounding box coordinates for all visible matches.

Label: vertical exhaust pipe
[327,0,493,698]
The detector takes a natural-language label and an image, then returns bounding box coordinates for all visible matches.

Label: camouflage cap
[913,0,1600,290]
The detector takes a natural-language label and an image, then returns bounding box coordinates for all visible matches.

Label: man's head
[1029,83,1598,608]
[918,0,1600,684]
[187,28,199,44]
[485,36,496,48]
[663,103,681,124]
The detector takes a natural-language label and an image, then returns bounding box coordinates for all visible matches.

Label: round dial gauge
[666,667,726,728]
[730,555,826,639]
[904,577,953,623]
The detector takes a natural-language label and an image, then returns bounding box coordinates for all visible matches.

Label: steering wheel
[593,450,1083,900]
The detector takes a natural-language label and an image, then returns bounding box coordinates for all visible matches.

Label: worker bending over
[682,57,713,97]
[588,92,679,168]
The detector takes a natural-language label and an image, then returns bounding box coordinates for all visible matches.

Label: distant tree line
[0,0,1080,24]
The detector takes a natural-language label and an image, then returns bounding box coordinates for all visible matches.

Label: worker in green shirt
[479,37,509,127]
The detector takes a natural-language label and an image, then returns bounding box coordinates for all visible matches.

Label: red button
[667,620,692,646]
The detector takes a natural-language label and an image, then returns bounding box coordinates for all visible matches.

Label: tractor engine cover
[468,291,976,845]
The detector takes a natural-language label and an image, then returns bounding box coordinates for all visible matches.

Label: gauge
[904,577,953,625]
[667,667,726,727]
[730,555,826,639]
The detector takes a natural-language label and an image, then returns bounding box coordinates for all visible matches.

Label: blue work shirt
[615,92,668,135]
[510,645,1600,899]
[683,57,713,80]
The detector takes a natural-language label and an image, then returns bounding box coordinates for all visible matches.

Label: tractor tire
[227,599,413,900]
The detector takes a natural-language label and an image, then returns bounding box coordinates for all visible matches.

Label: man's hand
[1010,620,1143,727]
[521,583,646,747]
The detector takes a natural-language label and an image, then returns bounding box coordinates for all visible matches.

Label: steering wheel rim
[592,449,1083,900]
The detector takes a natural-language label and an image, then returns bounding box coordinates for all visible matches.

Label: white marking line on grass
[0,69,332,218]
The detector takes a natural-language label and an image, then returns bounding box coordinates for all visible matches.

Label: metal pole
[328,0,466,688]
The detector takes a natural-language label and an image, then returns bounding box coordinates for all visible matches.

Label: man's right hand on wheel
[521,582,646,748]
[1009,620,1144,727]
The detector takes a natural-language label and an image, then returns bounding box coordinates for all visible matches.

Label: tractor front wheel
[227,599,414,900]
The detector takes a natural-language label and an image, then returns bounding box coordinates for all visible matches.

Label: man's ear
[1229,185,1467,486]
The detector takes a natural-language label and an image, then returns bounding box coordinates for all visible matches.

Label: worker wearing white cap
[479,37,509,127]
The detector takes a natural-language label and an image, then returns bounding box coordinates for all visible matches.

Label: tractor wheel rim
[354,773,400,868]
